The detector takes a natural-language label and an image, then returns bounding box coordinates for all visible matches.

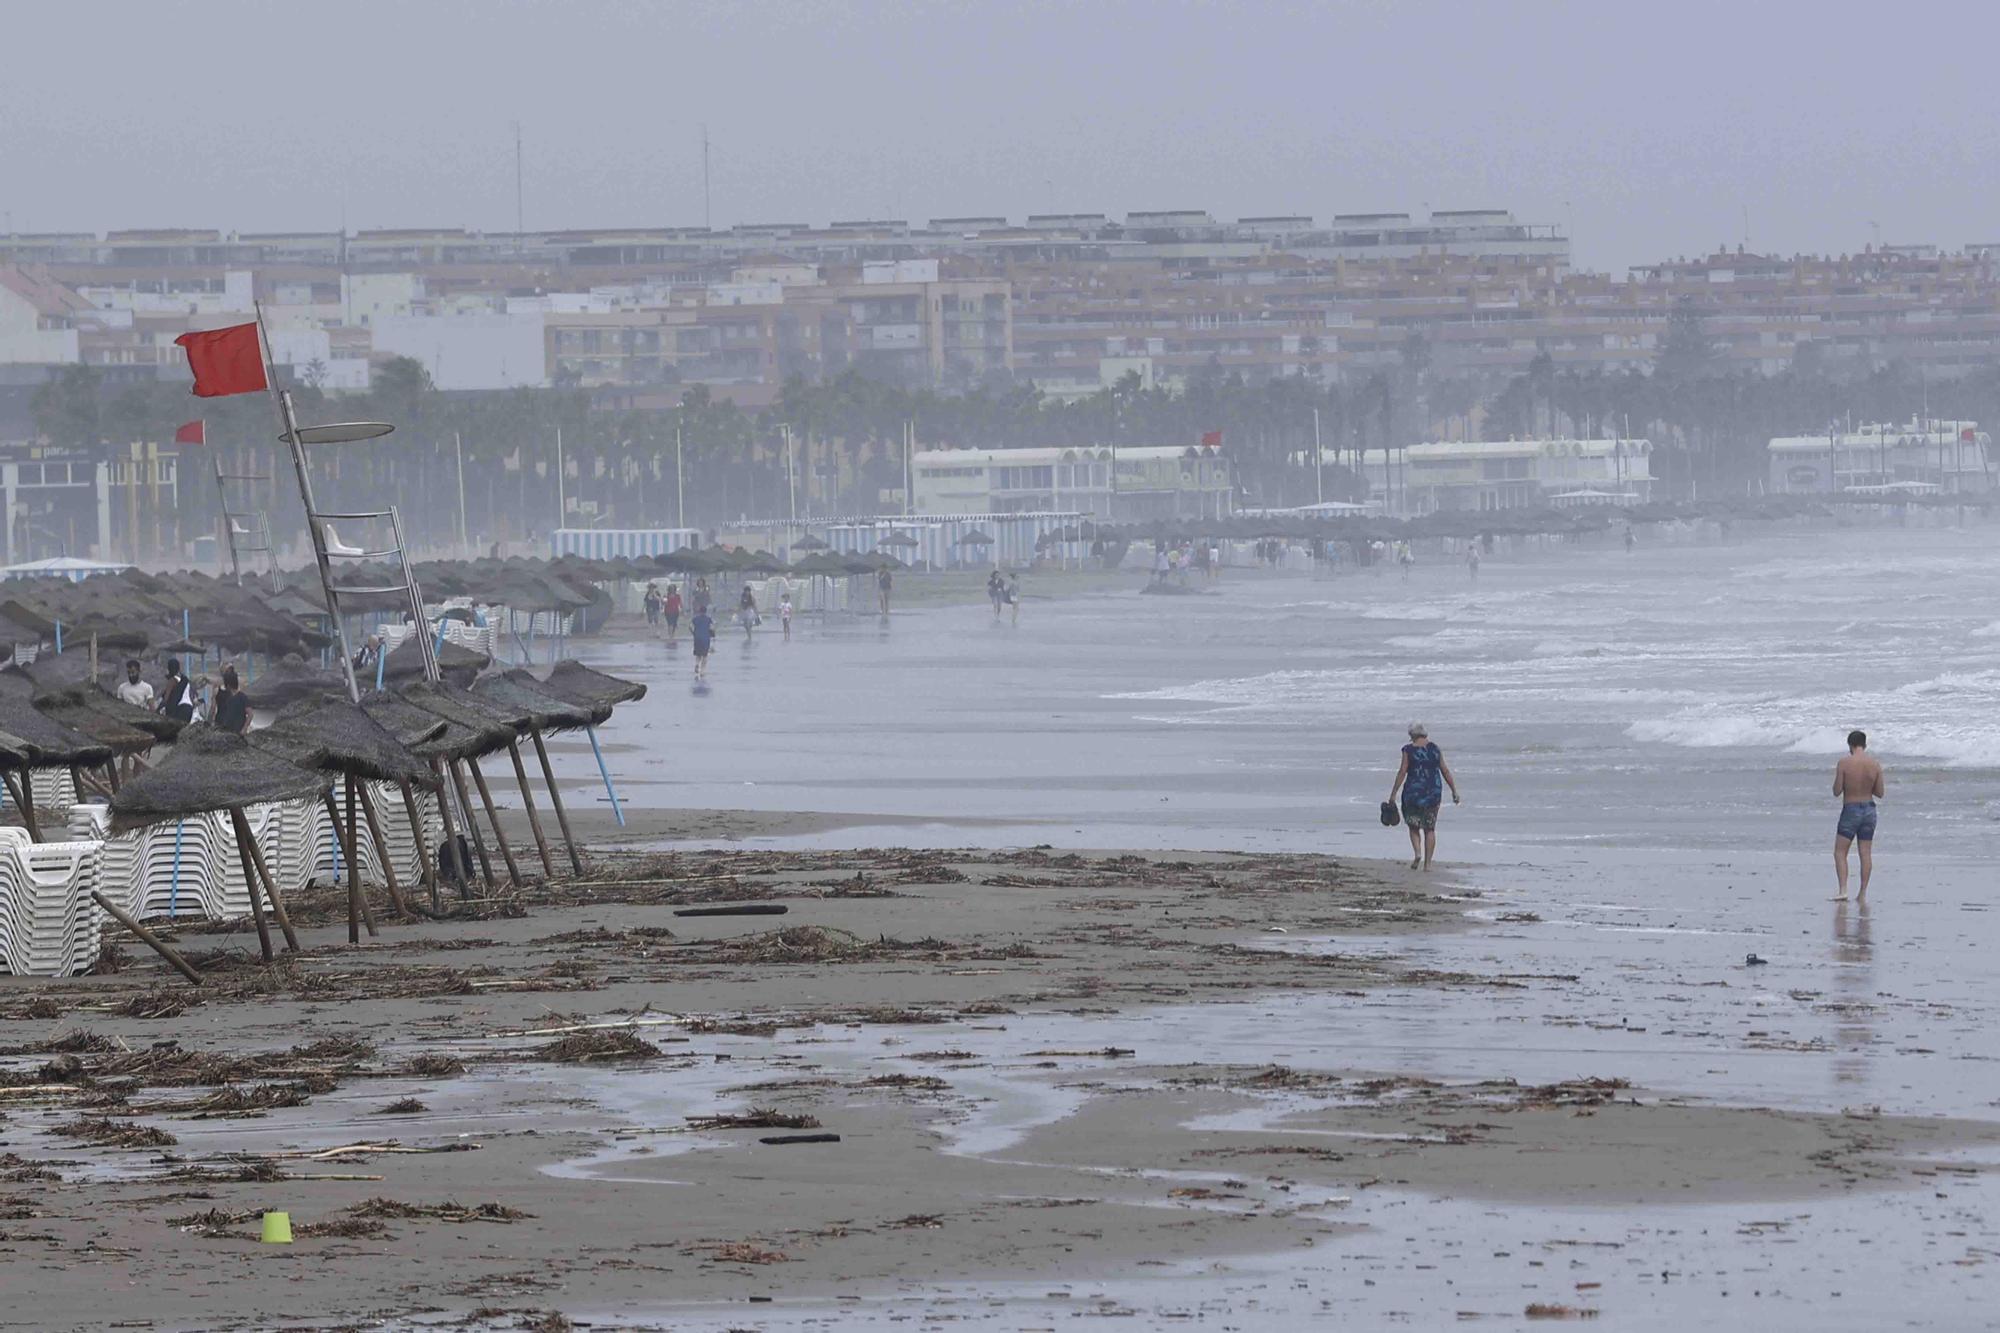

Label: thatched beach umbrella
[243,654,344,711]
[525,661,644,835]
[253,700,440,931]
[474,672,596,875]
[108,727,326,963]
[0,694,115,839]
[537,660,648,721]
[790,533,829,552]
[396,680,523,889]
[383,635,488,688]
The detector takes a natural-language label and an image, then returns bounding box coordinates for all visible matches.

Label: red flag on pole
[1201,430,1223,448]
[173,323,268,398]
[174,420,205,445]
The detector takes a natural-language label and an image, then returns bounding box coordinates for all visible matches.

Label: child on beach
[690,608,714,679]
[780,591,793,638]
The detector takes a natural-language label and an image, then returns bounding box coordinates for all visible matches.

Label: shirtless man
[1832,729,1885,900]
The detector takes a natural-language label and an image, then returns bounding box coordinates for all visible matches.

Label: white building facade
[1364,438,1655,512]
[912,444,1232,520]
[1767,421,1993,495]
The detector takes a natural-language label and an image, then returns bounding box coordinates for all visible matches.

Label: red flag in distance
[1201,430,1223,447]
[174,420,205,445]
[174,323,268,398]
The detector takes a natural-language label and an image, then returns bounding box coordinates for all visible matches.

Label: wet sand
[2,848,1994,1331]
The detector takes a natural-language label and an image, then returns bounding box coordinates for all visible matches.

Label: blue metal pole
[168,820,185,917]
[182,608,190,643]
[54,620,61,655]
[374,645,386,691]
[585,724,625,827]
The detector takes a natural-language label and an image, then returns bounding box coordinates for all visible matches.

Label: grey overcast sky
[5,0,1996,273]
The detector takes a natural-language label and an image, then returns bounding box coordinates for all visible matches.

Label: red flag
[174,420,205,445]
[174,323,268,398]
[1201,430,1223,448]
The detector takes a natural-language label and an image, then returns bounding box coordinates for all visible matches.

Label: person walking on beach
[689,607,715,679]
[1005,573,1021,625]
[160,658,196,723]
[211,665,251,734]
[1833,729,1885,900]
[1466,545,1481,581]
[987,569,1005,617]
[877,565,893,615]
[643,582,661,626]
[779,590,793,639]
[663,584,682,642]
[1388,722,1459,871]
[738,585,759,637]
[115,659,156,780]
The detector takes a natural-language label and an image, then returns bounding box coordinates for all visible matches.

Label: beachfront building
[1766,420,1994,495]
[911,444,1233,520]
[1361,438,1655,513]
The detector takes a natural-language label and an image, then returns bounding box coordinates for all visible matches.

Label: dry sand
[0,849,1991,1331]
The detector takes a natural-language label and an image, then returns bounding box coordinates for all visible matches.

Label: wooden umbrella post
[399,778,441,911]
[447,759,496,886]
[529,726,585,875]
[506,739,556,878]
[346,776,379,938]
[92,890,203,986]
[5,771,42,842]
[239,810,300,953]
[321,791,354,941]
[467,757,523,886]
[357,782,413,921]
[226,806,275,963]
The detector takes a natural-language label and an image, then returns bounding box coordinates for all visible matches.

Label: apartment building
[11,212,2000,409]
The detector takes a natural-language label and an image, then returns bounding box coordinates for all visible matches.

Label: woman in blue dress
[1388,721,1460,870]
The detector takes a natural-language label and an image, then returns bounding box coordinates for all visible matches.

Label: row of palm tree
[30,319,2000,560]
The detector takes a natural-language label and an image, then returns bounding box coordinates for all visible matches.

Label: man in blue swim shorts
[1832,729,1885,901]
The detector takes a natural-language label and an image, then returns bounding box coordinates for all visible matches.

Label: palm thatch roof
[243,654,346,710]
[382,636,489,687]
[107,726,329,834]
[250,699,440,786]
[35,682,184,743]
[394,680,517,760]
[36,698,152,756]
[476,673,595,734]
[0,695,116,769]
[354,690,472,763]
[6,654,115,700]
[536,660,647,724]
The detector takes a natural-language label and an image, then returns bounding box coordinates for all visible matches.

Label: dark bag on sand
[1379,801,1401,827]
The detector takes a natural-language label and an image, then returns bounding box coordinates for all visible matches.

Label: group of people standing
[646,576,798,681]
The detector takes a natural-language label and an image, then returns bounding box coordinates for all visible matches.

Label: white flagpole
[254,301,360,701]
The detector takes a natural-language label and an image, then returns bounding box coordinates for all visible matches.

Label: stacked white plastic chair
[0,829,105,978]
[307,783,437,886]
[29,768,77,811]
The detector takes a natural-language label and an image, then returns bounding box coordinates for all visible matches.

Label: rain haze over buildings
[4,3,2000,1329]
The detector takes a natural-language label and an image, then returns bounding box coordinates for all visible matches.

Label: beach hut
[107,728,327,963]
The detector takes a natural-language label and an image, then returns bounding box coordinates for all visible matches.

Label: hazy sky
[7,0,1997,273]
